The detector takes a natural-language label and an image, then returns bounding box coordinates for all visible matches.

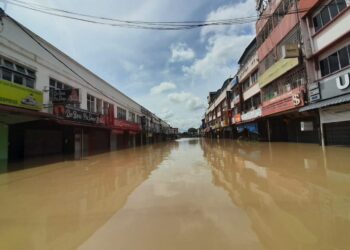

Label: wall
[0,17,144,119]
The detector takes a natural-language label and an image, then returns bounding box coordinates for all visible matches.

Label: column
[0,123,8,172]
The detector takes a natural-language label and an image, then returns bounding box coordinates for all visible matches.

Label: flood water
[0,139,350,250]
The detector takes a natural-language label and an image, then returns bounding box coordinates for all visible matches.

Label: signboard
[54,105,101,124]
[0,79,43,111]
[262,87,305,117]
[316,70,350,101]
[241,107,262,121]
[234,114,242,123]
[52,89,80,104]
[259,58,299,88]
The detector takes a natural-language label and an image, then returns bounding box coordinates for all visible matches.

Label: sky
[4,0,256,131]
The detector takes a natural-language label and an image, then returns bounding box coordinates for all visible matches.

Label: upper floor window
[96,98,102,114]
[0,57,36,88]
[117,107,127,120]
[313,0,347,32]
[319,44,350,77]
[129,112,136,122]
[103,101,110,115]
[87,94,96,112]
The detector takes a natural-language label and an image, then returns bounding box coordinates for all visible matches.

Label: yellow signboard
[259,58,299,88]
[0,79,43,111]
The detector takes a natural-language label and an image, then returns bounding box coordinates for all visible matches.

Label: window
[329,52,340,73]
[49,78,78,104]
[0,57,36,88]
[320,58,330,77]
[87,94,96,112]
[117,107,126,120]
[129,112,136,122]
[338,47,350,68]
[103,101,110,115]
[96,98,102,113]
[319,44,350,77]
[312,0,348,32]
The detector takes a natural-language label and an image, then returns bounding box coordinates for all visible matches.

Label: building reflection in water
[201,139,350,250]
[0,142,178,250]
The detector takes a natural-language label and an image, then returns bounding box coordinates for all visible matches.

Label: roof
[238,38,257,65]
[299,94,350,112]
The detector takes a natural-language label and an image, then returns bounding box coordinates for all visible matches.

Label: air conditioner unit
[281,44,299,59]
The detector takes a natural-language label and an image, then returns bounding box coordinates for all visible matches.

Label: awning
[299,94,350,112]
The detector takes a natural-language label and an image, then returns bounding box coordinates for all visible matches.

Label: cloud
[168,92,206,111]
[150,82,177,95]
[169,43,195,63]
[183,0,256,80]
[158,108,174,120]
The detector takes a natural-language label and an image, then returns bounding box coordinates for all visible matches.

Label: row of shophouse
[202,0,350,146]
[0,10,178,168]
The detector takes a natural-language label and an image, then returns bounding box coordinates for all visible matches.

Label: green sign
[0,79,43,110]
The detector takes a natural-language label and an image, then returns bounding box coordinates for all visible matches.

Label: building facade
[299,0,350,146]
[0,12,176,170]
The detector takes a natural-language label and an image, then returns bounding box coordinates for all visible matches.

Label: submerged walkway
[0,139,350,250]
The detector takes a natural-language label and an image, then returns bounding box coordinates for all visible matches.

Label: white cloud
[150,82,177,95]
[169,43,195,63]
[183,0,256,80]
[168,92,206,111]
[158,108,174,121]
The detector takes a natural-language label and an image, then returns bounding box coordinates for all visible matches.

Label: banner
[52,89,80,104]
[0,79,43,110]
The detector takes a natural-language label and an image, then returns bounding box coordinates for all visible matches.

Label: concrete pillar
[319,109,325,147]
[267,119,271,142]
[0,123,8,172]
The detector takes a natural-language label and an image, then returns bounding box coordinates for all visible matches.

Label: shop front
[301,68,350,145]
[0,79,46,167]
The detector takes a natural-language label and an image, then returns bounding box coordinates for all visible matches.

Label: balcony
[241,107,262,122]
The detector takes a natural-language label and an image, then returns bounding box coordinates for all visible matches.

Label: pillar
[0,123,8,172]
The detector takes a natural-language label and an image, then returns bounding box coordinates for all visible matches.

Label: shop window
[87,94,96,113]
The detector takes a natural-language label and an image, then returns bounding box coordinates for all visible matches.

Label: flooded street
[1,139,350,250]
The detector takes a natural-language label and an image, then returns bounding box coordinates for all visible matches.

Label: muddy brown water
[0,139,349,250]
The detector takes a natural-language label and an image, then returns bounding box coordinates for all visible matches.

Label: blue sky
[4,0,256,131]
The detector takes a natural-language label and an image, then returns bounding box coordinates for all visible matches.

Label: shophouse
[299,0,350,146]
[236,38,267,140]
[0,11,173,168]
[256,0,319,143]
[204,78,233,138]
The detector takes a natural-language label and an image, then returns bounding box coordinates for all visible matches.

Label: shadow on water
[0,141,179,250]
[0,141,179,175]
[200,139,350,250]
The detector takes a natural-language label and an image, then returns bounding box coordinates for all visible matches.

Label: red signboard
[113,119,141,132]
[262,87,305,117]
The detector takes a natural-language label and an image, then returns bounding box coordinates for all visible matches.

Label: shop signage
[114,119,141,132]
[312,70,350,102]
[54,105,101,123]
[52,89,80,104]
[0,79,43,111]
[262,87,304,117]
[234,114,242,123]
[241,107,262,121]
[259,58,299,88]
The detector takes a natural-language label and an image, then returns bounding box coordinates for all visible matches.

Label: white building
[0,11,172,166]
